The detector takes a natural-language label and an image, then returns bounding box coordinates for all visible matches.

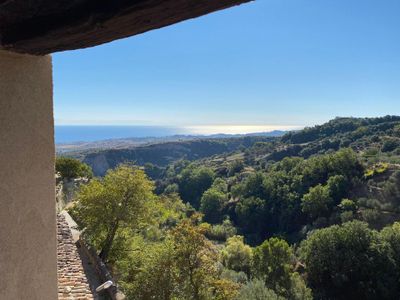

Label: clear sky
[53,0,400,132]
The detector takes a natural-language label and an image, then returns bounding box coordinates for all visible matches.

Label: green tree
[381,138,399,152]
[383,171,400,208]
[119,239,177,300]
[178,166,215,208]
[71,165,154,261]
[252,237,293,296]
[380,222,400,267]
[235,197,267,239]
[170,216,228,300]
[228,160,244,176]
[326,175,348,203]
[338,198,357,212]
[206,218,237,241]
[236,279,284,300]
[221,235,253,275]
[300,221,399,299]
[200,188,227,224]
[56,156,93,179]
[301,184,332,220]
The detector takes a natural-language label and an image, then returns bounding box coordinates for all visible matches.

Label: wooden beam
[0,0,252,55]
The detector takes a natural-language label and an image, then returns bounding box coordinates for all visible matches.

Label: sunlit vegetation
[67,116,400,299]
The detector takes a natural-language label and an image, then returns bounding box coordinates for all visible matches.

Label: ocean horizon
[55,125,189,144]
[55,125,300,144]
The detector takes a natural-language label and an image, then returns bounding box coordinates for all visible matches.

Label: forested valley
[59,116,400,300]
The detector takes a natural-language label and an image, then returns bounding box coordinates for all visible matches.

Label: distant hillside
[81,136,276,176]
[187,116,399,170]
[153,115,400,244]
[253,115,400,164]
[56,130,286,153]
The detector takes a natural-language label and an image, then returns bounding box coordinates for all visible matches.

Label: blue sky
[53,0,400,132]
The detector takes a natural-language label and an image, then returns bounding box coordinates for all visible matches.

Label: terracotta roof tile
[57,214,95,300]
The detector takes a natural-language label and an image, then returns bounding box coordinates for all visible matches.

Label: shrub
[221,235,252,275]
[56,156,93,179]
[300,221,399,299]
[236,279,284,300]
[206,219,237,241]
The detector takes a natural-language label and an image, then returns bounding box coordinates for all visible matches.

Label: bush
[381,139,399,152]
[200,188,227,224]
[300,221,399,299]
[236,279,284,300]
[338,199,357,212]
[221,235,252,275]
[56,157,93,179]
[206,219,237,241]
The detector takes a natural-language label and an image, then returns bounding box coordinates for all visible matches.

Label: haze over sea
[55,125,301,144]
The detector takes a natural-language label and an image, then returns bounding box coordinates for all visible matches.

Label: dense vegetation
[80,136,275,176]
[56,156,93,179]
[68,116,400,299]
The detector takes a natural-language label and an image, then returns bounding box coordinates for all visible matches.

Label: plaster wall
[0,50,57,299]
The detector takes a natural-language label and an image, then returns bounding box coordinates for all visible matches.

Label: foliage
[252,237,294,296]
[70,165,154,261]
[56,156,93,179]
[338,198,357,212]
[206,219,237,241]
[382,170,400,209]
[200,188,227,224]
[68,116,400,300]
[299,221,400,299]
[228,160,244,176]
[221,235,253,275]
[178,165,215,208]
[236,279,284,300]
[118,216,240,300]
[301,184,332,220]
[381,138,400,152]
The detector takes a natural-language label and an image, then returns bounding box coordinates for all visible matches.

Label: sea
[55,126,188,144]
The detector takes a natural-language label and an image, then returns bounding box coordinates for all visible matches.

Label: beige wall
[0,51,57,299]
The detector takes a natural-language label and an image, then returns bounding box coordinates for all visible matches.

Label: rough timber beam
[0,0,252,55]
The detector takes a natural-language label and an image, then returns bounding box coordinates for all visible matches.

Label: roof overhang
[0,0,252,55]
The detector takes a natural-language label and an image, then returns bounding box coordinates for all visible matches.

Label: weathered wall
[0,50,57,299]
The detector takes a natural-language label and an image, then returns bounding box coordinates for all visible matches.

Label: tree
[237,279,284,300]
[228,160,244,176]
[71,165,154,261]
[119,238,177,300]
[338,198,357,212]
[301,184,332,220]
[241,172,267,199]
[380,222,400,267]
[206,218,237,241]
[221,235,252,275]
[252,237,294,296]
[381,138,399,152]
[200,188,227,224]
[235,197,267,240]
[170,217,220,300]
[382,171,400,208]
[326,175,348,203]
[299,221,399,299]
[178,166,215,208]
[118,215,239,300]
[56,156,93,179]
